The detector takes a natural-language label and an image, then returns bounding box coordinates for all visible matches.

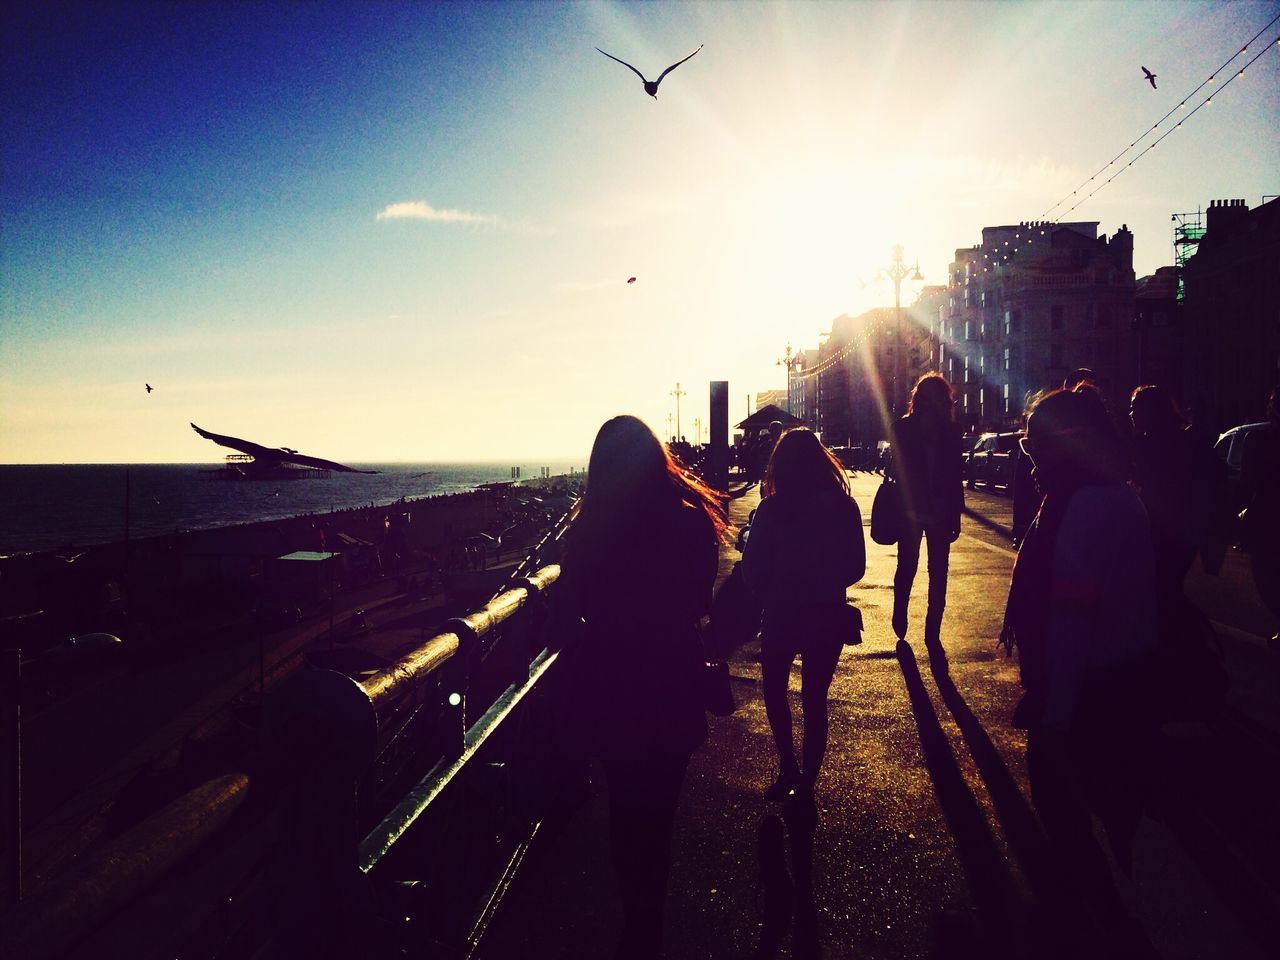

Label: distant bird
[145,383,153,393]
[627,277,637,284]
[1142,66,1157,89]
[595,44,703,98]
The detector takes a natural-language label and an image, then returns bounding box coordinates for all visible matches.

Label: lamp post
[670,382,686,441]
[776,343,800,417]
[877,245,924,416]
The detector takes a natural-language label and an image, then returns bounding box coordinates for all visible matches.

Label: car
[1214,421,1269,510]
[966,432,1020,493]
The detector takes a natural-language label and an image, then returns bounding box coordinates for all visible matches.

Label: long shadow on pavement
[926,656,1060,907]
[896,639,1025,960]
[961,505,1014,541]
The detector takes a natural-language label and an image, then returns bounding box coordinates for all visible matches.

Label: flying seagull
[595,44,703,98]
[190,422,377,476]
[145,383,153,393]
[627,277,637,284]
[1142,66,1157,89]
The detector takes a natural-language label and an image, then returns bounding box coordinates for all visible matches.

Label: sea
[0,462,581,556]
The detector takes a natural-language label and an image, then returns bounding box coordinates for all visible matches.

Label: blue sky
[3,1,1278,462]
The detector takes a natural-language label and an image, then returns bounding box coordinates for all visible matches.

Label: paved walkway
[483,474,1278,959]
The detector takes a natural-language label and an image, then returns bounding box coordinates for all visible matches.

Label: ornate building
[940,221,1137,429]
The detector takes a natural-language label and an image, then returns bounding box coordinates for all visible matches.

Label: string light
[1037,12,1279,220]
[1052,30,1278,220]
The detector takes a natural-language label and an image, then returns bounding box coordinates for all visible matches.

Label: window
[1051,305,1064,329]
[979,387,986,417]
[1004,310,1011,336]
[964,355,970,383]
[965,320,976,341]
[939,343,946,366]
[1003,347,1010,371]
[1050,343,1064,367]
[979,354,985,375]
[1003,382,1011,414]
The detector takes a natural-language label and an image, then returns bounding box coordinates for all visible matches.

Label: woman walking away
[890,373,964,654]
[742,428,866,800]
[1000,387,1159,958]
[555,415,725,959]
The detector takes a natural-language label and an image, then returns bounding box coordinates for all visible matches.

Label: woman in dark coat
[1001,387,1159,957]
[742,428,866,800]
[890,373,964,652]
[555,415,725,959]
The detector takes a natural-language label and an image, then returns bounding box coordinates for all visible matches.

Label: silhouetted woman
[1129,384,1219,596]
[1000,387,1158,956]
[890,373,964,652]
[742,428,865,800]
[556,415,725,958]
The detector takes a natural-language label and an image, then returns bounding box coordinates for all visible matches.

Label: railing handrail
[1,558,564,960]
[358,563,560,716]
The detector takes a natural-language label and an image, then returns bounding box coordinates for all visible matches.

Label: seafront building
[1180,196,1280,431]
[939,220,1138,430]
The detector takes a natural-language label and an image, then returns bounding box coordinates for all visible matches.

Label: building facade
[939,221,1137,430]
[807,305,934,447]
[1181,197,1280,432]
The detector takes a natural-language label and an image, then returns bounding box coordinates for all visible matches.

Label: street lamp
[776,343,800,416]
[876,245,924,416]
[670,382,686,441]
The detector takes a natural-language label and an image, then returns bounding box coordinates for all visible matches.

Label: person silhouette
[889,373,964,655]
[1129,384,1219,596]
[742,428,865,799]
[553,415,726,958]
[1000,387,1159,956]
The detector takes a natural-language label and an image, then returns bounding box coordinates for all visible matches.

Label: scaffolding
[1171,209,1204,303]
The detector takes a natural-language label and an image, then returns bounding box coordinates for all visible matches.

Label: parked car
[1214,421,1269,511]
[966,432,1020,493]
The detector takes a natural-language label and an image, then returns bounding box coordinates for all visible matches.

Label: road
[483,473,1279,959]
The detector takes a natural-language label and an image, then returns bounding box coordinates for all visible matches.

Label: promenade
[483,473,1278,960]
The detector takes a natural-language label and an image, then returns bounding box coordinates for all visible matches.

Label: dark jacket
[741,488,865,637]
[558,501,718,756]
[891,415,964,530]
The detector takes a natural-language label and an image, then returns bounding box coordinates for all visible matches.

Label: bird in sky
[595,44,703,98]
[145,383,153,393]
[627,277,637,284]
[1142,66,1157,89]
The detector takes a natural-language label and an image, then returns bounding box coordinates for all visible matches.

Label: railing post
[262,668,378,956]
[440,620,478,760]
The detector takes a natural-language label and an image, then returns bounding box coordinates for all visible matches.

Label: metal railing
[0,557,569,960]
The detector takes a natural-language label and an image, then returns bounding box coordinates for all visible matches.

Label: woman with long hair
[742,428,865,800]
[556,415,725,959]
[890,372,965,654]
[1000,386,1159,956]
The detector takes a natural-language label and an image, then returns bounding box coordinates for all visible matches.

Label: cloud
[376,200,501,226]
[555,278,616,295]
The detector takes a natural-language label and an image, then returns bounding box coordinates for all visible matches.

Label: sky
[2,0,1277,463]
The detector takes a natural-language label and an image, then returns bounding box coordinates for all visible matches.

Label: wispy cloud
[376,200,501,226]
[555,278,617,295]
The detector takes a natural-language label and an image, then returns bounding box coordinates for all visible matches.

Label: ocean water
[0,462,580,555]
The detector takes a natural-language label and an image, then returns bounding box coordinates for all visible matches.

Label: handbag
[870,478,902,545]
[839,602,864,646]
[701,658,736,716]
